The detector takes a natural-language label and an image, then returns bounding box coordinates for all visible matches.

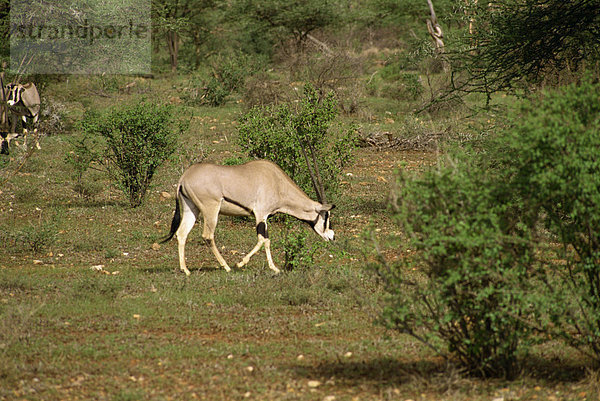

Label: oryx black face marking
[160,160,336,275]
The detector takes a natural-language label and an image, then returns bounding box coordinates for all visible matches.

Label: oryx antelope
[3,83,41,152]
[161,160,335,275]
[6,82,40,128]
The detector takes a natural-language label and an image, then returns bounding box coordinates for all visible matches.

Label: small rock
[160,191,172,200]
[307,380,321,388]
[151,243,161,251]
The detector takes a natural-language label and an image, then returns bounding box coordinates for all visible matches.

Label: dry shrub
[38,98,66,136]
[419,73,466,116]
[283,49,366,115]
[242,74,296,108]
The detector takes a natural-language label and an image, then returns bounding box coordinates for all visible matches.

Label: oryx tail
[161,187,182,244]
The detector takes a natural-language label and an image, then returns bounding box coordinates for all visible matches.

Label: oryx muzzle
[161,160,335,275]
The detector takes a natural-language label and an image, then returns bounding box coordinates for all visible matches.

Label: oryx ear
[320,203,335,212]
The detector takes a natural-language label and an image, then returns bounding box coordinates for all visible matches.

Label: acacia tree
[152,0,216,72]
[451,0,600,97]
[234,0,336,53]
[426,0,448,71]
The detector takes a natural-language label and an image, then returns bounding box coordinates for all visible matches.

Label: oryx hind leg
[200,201,231,272]
[176,196,198,276]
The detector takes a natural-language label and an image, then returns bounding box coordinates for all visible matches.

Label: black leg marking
[256,221,268,238]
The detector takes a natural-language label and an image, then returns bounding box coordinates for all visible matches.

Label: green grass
[0,73,598,400]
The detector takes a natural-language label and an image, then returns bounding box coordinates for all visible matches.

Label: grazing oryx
[161,160,335,275]
[5,83,41,150]
[6,83,40,128]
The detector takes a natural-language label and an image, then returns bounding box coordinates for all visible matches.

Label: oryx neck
[278,194,321,222]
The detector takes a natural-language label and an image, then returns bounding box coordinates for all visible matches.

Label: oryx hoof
[223,264,232,272]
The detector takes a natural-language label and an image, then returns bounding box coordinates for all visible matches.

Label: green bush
[70,101,182,207]
[277,216,321,271]
[201,77,230,107]
[237,83,357,202]
[496,77,600,360]
[376,77,600,377]
[375,152,536,378]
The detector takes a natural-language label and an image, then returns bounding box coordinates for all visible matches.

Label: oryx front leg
[201,202,231,272]
[237,221,280,274]
[175,198,198,276]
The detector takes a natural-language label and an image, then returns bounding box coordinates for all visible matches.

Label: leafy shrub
[495,77,600,360]
[375,151,536,378]
[69,101,182,207]
[201,77,230,107]
[278,216,321,271]
[1,221,57,254]
[237,83,357,202]
[376,76,600,377]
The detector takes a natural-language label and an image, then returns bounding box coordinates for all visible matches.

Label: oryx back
[178,160,309,217]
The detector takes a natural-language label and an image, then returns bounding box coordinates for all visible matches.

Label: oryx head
[6,84,22,106]
[312,204,335,241]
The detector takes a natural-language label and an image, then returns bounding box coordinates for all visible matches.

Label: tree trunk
[0,63,8,133]
[305,33,334,57]
[166,31,179,72]
[426,0,449,72]
[465,0,478,50]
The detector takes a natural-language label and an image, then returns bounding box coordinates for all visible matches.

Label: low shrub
[185,52,266,107]
[68,101,182,207]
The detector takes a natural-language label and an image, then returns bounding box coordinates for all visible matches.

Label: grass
[0,73,598,400]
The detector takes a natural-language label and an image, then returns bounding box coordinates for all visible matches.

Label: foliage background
[1,0,600,398]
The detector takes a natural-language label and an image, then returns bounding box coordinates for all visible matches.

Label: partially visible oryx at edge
[161,160,335,275]
[1,82,41,154]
